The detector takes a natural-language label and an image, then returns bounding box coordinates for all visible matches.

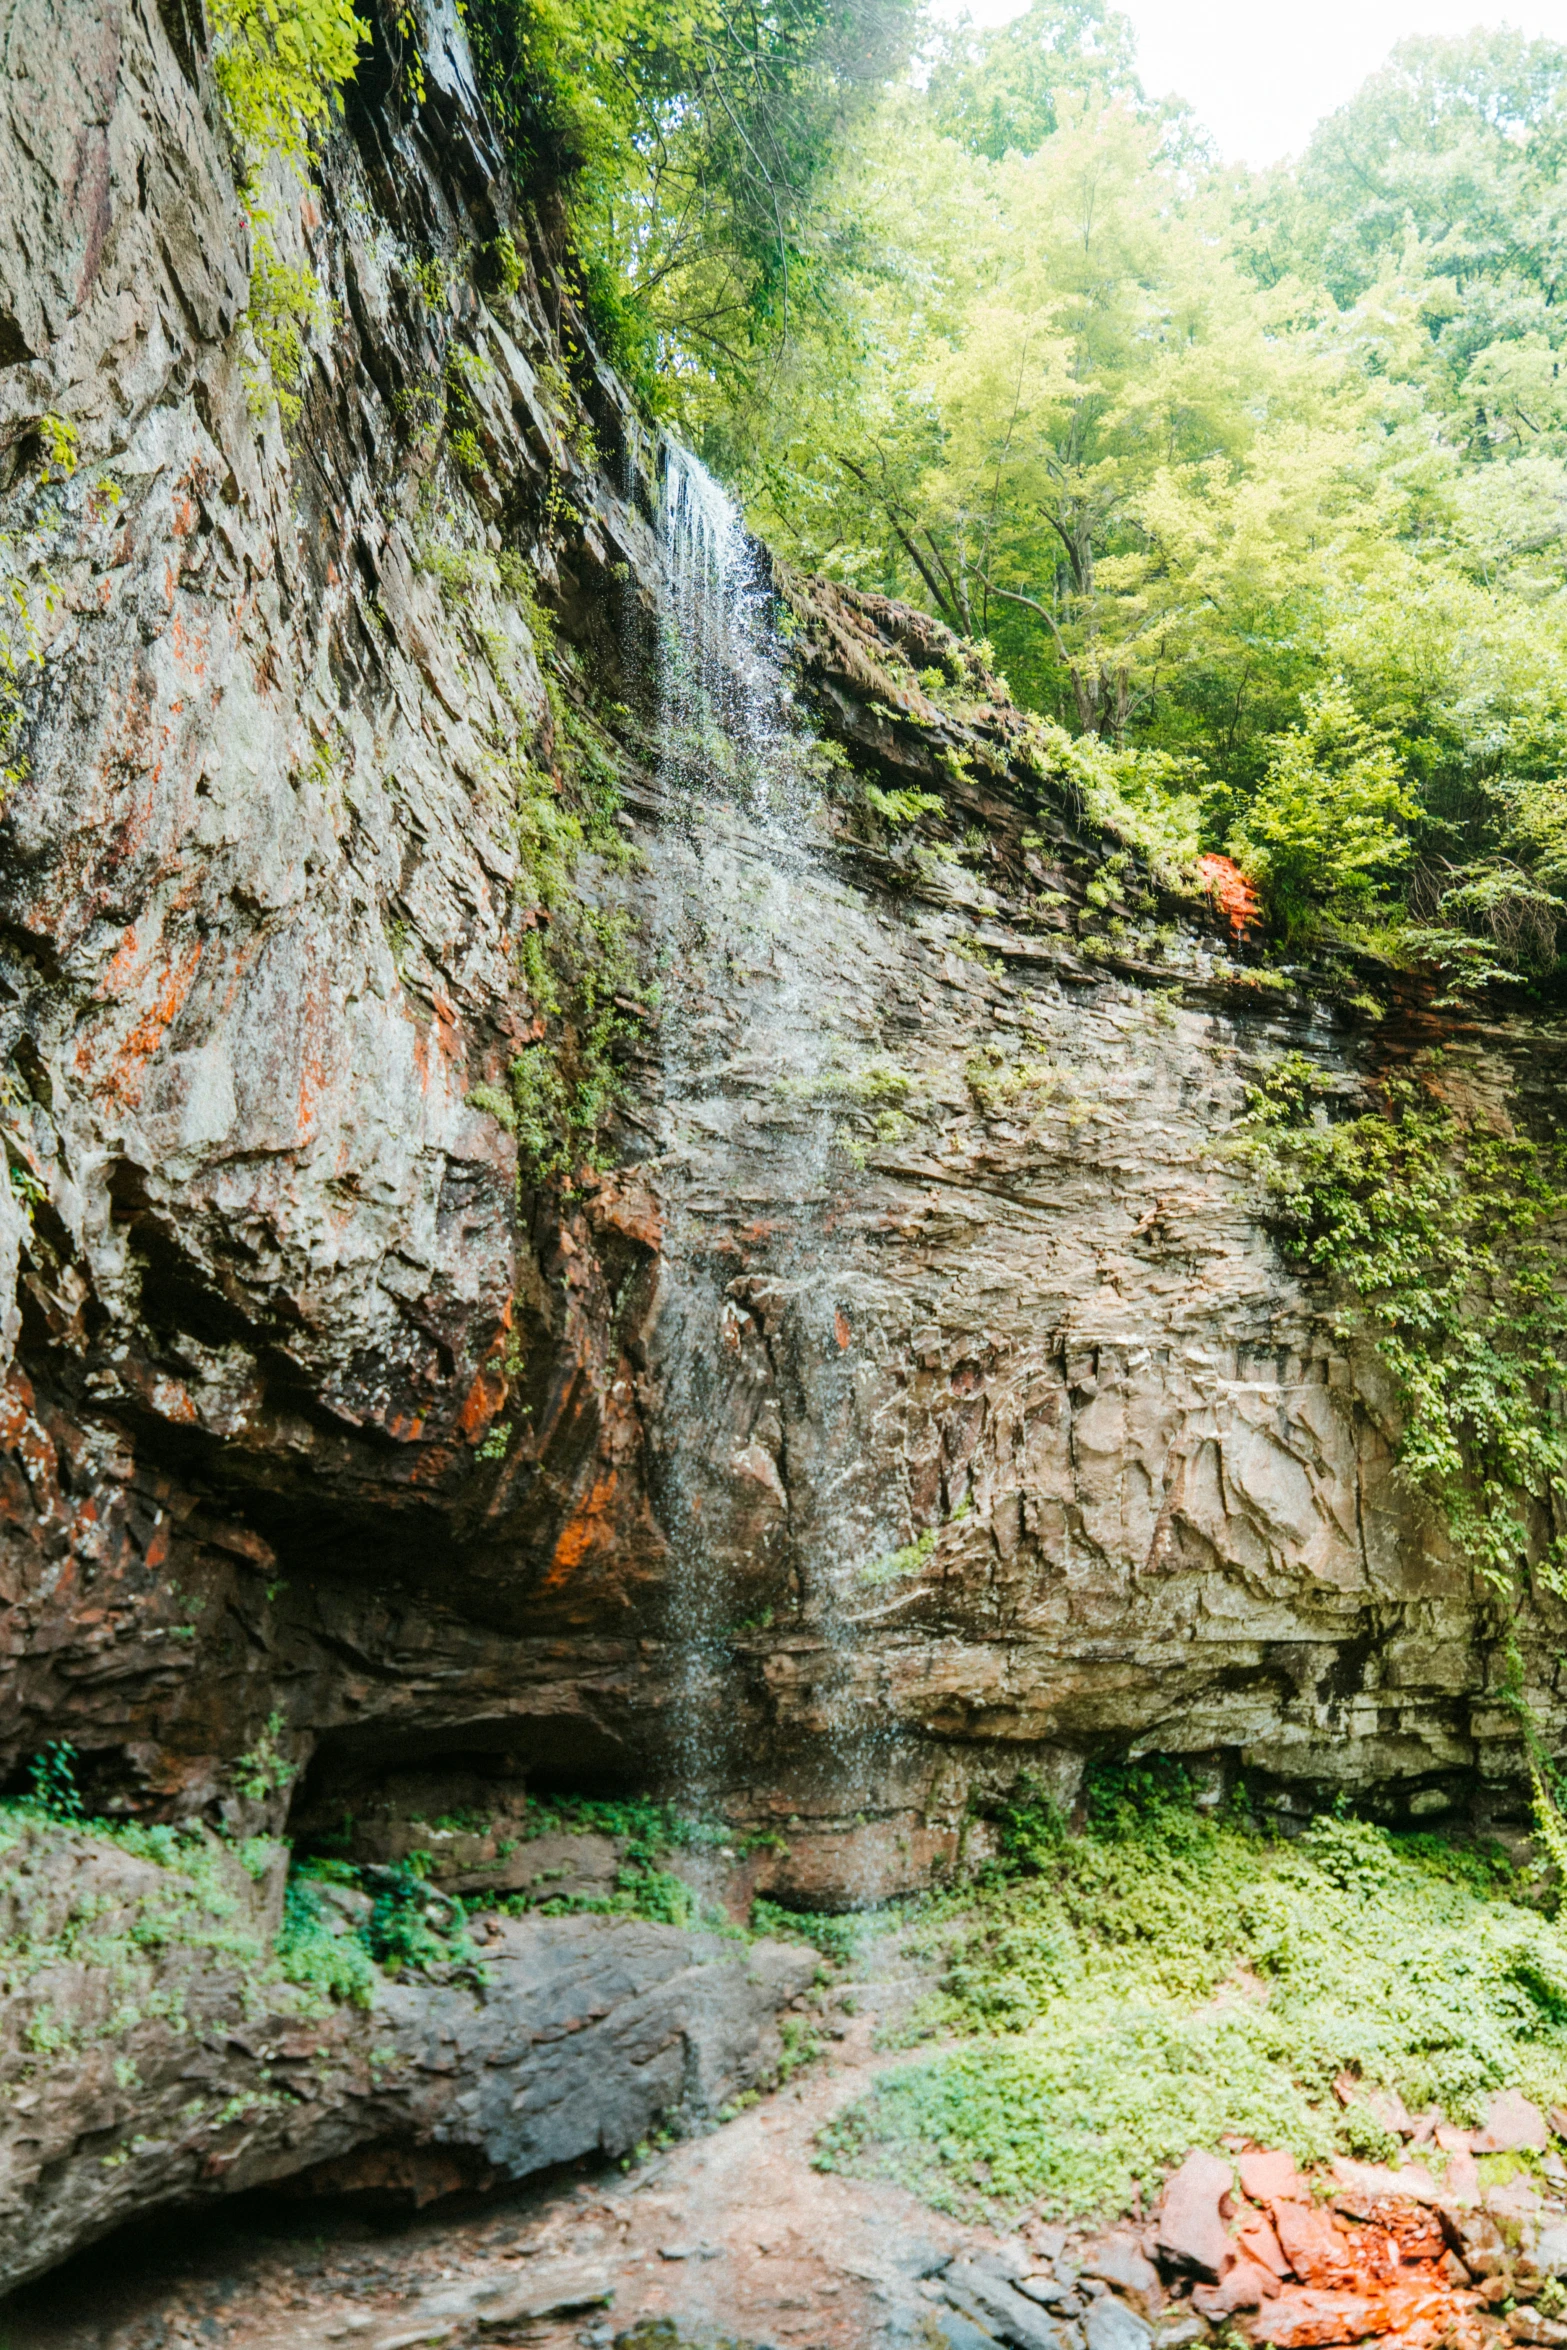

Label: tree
[707,9,1567,980]
[1231,683,1417,926]
[1297,29,1567,315]
[926,0,1143,163]
[466,0,918,404]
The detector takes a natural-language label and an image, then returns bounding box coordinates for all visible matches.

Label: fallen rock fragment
[1508,2311,1567,2345]
[1082,2231,1165,2316]
[928,2309,1000,2350]
[1140,2142,1509,2350]
[944,2257,1069,2350]
[1239,2151,1309,2205]
[1269,2202,1360,2290]
[1474,2093,1549,2155]
[410,2261,615,2328]
[1233,2207,1290,2278]
[1490,2178,1547,2229]
[1535,2224,1567,2277]
[1192,2255,1281,2319]
[1329,2157,1445,2210]
[1248,2280,1456,2347]
[1156,2149,1235,2281]
[1018,2274,1074,2308]
[1448,2149,1484,2205]
[1085,2296,1155,2350]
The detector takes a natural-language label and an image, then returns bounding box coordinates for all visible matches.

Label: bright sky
[929,0,1567,165]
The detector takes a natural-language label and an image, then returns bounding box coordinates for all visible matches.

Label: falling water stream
[646,445,907,1873]
[630,439,927,2335]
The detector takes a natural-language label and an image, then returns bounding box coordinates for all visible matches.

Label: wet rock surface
[0,0,1560,1889]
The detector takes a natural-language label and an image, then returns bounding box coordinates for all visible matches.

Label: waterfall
[646,445,906,1892]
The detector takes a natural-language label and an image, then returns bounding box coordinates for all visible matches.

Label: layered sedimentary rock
[0,1801,814,2292]
[0,0,1561,1906]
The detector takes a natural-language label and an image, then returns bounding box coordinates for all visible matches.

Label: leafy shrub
[751,1898,871,1968]
[275,1875,377,2006]
[231,1712,296,1804]
[25,1741,85,1822]
[238,227,328,421]
[989,1771,1066,1873]
[364,1863,479,1974]
[1231,683,1417,927]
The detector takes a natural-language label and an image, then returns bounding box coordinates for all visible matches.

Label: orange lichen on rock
[543,1464,621,1589]
[1198,851,1262,937]
[1151,2144,1506,2350]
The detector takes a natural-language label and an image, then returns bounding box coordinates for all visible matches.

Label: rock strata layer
[0,0,1557,1877]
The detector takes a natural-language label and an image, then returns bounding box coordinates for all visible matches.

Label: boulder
[946,2260,1071,2350]
[1270,2204,1358,2290]
[0,1885,816,2295]
[1085,2297,1156,2350]
[1233,2209,1290,2278]
[1238,2150,1309,2206]
[1192,2258,1280,2319]
[1081,2232,1165,2316]
[1246,2283,1454,2348]
[1533,2225,1567,2278]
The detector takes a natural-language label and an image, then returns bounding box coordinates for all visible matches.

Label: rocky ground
[3,1983,961,2350]
[12,1930,1567,2350]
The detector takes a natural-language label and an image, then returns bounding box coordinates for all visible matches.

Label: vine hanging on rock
[1229,1049,1567,1603]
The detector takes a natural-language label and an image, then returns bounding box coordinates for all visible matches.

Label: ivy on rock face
[1229,1050,1567,1599]
[209,0,366,164]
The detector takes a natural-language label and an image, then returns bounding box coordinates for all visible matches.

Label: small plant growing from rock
[26,1741,84,1823]
[231,1713,296,1805]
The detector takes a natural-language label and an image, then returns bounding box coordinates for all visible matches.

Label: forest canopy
[470,1,1567,995]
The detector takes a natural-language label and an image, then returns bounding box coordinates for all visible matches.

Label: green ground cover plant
[0,1741,477,2055]
[0,1801,294,2063]
[816,1765,1567,2224]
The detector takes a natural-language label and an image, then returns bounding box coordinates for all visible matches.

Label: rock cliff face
[0,0,1563,2281]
